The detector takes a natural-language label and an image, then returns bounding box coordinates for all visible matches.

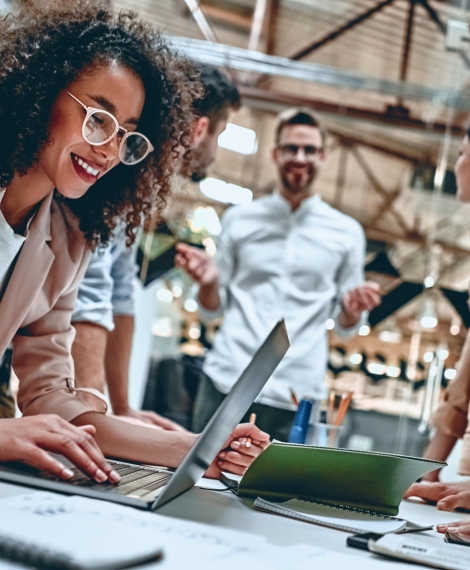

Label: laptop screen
[153,319,290,509]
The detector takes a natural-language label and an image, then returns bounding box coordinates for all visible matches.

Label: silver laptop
[0,320,289,510]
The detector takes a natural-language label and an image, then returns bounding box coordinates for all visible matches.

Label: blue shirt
[72,227,138,331]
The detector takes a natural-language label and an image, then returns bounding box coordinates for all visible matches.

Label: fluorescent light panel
[218,123,257,155]
[200,177,253,205]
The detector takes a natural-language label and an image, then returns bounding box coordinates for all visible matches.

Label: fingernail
[109,470,120,482]
[219,452,226,458]
[95,469,107,482]
[217,460,223,466]
[231,441,240,449]
[62,468,74,479]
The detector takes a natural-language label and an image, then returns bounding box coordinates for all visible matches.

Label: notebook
[254,497,407,534]
[0,498,164,570]
[222,442,445,516]
[0,320,290,511]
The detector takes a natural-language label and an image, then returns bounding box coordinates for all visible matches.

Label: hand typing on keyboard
[0,415,120,483]
[205,423,270,478]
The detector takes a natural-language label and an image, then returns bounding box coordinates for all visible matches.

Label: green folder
[232,442,445,516]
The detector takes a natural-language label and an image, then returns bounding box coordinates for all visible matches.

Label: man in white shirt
[176,108,381,440]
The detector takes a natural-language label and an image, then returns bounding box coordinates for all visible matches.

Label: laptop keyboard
[43,460,172,500]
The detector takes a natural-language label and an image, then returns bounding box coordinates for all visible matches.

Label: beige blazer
[0,191,105,421]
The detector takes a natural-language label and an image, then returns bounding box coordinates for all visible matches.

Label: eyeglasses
[277,144,323,160]
[66,91,154,166]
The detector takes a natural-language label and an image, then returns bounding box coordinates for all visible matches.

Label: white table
[0,479,469,569]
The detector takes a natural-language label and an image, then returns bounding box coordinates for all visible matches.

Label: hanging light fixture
[420,298,438,329]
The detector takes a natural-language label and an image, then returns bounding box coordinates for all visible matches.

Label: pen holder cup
[311,422,343,448]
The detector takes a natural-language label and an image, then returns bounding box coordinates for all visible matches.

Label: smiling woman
[0,0,269,479]
[0,1,197,246]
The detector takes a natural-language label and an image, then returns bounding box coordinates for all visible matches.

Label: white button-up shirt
[199,192,366,410]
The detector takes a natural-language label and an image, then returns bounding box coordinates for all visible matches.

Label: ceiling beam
[399,0,416,83]
[183,0,219,43]
[173,36,470,108]
[264,0,279,56]
[351,146,411,235]
[417,0,470,69]
[332,132,423,163]
[368,189,402,227]
[194,4,252,30]
[239,85,466,137]
[363,225,470,256]
[289,0,396,60]
[248,0,269,52]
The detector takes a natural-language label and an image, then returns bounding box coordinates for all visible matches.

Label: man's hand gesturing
[175,243,219,286]
[342,281,381,321]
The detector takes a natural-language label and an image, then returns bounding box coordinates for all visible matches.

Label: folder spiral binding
[297,497,402,519]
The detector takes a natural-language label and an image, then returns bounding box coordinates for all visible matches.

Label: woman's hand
[0,415,120,483]
[205,423,270,479]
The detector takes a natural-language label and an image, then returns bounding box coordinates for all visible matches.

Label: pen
[246,413,257,448]
[335,391,353,427]
[328,391,335,425]
[290,389,299,408]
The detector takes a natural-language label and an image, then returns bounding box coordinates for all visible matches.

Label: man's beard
[281,170,315,194]
[188,142,211,183]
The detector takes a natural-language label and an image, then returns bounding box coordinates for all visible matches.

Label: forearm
[105,315,134,414]
[421,430,457,481]
[337,308,360,329]
[424,430,457,462]
[197,281,221,312]
[72,412,197,468]
[71,322,108,392]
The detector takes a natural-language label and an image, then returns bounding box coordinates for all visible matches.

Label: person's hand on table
[114,407,187,432]
[437,520,470,536]
[0,415,120,484]
[205,423,270,479]
[175,243,219,286]
[405,481,470,511]
[342,281,381,321]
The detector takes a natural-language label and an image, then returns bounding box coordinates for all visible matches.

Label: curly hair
[0,0,201,246]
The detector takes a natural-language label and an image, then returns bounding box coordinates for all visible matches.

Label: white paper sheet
[0,493,326,569]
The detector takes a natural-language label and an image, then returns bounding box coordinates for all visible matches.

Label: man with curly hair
[70,63,240,430]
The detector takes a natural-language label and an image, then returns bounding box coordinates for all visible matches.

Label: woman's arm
[72,412,269,476]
